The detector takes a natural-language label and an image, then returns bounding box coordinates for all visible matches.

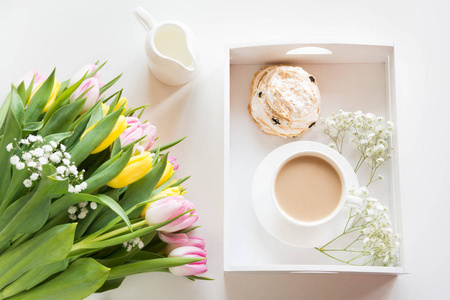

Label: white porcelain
[134,7,197,86]
[252,141,360,248]
[271,147,362,228]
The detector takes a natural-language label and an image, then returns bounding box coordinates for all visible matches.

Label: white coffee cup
[271,146,362,228]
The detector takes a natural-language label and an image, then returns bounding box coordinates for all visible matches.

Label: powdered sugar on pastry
[248,65,321,138]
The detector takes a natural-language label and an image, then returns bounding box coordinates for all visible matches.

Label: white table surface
[1,0,449,299]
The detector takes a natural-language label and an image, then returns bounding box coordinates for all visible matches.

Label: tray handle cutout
[286,47,333,55]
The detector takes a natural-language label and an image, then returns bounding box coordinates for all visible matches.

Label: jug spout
[134,7,156,32]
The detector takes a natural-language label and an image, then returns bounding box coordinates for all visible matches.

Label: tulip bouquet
[0,62,209,300]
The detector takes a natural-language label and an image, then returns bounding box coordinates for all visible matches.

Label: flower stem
[89,220,147,243]
[343,208,353,233]
[344,235,363,250]
[314,248,358,266]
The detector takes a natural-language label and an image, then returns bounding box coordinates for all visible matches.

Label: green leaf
[87,155,167,233]
[9,87,25,128]
[0,259,69,299]
[69,109,122,165]
[124,104,148,117]
[106,89,122,115]
[80,149,111,178]
[86,101,104,130]
[83,147,133,194]
[0,168,29,215]
[107,257,203,280]
[150,136,186,153]
[0,223,76,291]
[56,79,70,98]
[23,121,43,132]
[131,251,163,261]
[42,132,72,144]
[63,114,91,149]
[42,73,86,124]
[0,105,22,205]
[7,258,110,300]
[99,74,122,95]
[95,277,125,293]
[95,232,156,268]
[16,82,26,105]
[186,275,214,281]
[67,99,101,132]
[0,194,32,231]
[74,206,104,240]
[25,69,55,122]
[0,91,12,131]
[170,176,191,187]
[110,138,122,158]
[49,193,131,231]
[77,208,191,252]
[0,165,68,249]
[39,98,85,136]
[24,76,35,106]
[9,211,71,250]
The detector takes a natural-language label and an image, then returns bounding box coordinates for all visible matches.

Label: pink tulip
[145,196,198,233]
[70,78,100,113]
[168,156,179,171]
[120,117,157,152]
[159,232,205,254]
[168,246,207,276]
[69,63,100,86]
[17,70,46,90]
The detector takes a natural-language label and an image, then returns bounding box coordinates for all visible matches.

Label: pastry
[248,65,321,138]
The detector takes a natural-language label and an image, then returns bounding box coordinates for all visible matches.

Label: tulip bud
[17,69,46,91]
[28,77,61,113]
[120,117,157,154]
[114,97,128,112]
[81,115,128,154]
[101,98,127,118]
[168,246,207,277]
[168,156,179,171]
[101,103,110,117]
[140,185,186,217]
[145,196,198,233]
[107,151,153,189]
[70,78,100,113]
[156,161,175,188]
[159,232,205,255]
[69,63,100,86]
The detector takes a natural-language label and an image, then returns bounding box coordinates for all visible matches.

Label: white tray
[224,42,406,274]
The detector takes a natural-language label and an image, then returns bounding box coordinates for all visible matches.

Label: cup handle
[345,195,363,208]
[134,7,156,33]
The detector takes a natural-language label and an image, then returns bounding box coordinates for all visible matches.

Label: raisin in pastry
[248,65,321,138]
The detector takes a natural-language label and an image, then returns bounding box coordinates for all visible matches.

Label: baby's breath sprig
[122,237,145,252]
[68,201,98,221]
[318,110,393,187]
[6,134,87,193]
[318,110,354,154]
[315,187,400,267]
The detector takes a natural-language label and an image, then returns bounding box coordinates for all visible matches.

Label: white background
[0,0,449,299]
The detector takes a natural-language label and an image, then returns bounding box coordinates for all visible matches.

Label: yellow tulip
[107,151,153,189]
[156,162,175,188]
[114,97,128,112]
[140,185,187,217]
[81,115,128,154]
[28,78,61,113]
[101,97,127,117]
[101,103,109,117]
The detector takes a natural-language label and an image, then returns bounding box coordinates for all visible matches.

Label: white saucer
[252,141,359,248]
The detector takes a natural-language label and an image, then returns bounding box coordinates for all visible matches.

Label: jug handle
[134,7,156,32]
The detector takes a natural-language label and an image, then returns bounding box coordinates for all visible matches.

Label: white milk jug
[134,7,197,86]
